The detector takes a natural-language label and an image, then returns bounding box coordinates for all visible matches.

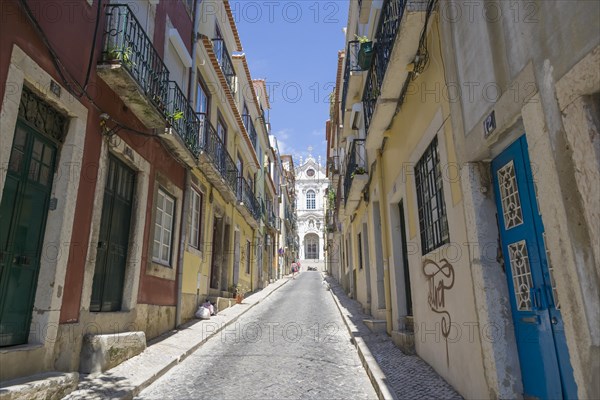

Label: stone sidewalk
[63,277,292,400]
[325,276,462,400]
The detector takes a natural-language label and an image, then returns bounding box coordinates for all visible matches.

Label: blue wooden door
[492,135,577,399]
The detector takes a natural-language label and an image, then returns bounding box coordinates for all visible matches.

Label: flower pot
[236,294,244,304]
[357,41,374,70]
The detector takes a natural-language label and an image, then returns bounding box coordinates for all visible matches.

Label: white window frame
[307,190,316,209]
[153,188,176,265]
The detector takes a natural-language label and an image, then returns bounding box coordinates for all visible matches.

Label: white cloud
[275,128,328,167]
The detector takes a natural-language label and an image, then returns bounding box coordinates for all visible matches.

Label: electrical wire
[412,0,438,77]
[18,0,85,98]
[17,0,163,143]
[83,0,103,92]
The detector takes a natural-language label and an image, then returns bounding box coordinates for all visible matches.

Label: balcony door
[195,79,209,143]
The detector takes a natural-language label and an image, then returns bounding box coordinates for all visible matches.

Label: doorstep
[0,372,79,400]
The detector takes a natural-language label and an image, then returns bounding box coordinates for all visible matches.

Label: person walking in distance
[291,260,298,279]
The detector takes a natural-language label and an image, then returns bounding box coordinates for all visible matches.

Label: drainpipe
[188,0,201,101]
[176,170,191,327]
[377,139,393,334]
[177,0,201,328]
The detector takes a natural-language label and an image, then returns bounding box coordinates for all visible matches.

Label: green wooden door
[0,122,57,347]
[90,155,135,312]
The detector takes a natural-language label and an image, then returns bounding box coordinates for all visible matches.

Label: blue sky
[230,1,348,166]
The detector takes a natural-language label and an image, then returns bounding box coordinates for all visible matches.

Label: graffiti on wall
[422,258,455,366]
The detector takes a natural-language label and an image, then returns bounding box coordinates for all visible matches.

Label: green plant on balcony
[167,109,184,122]
[355,35,374,70]
[327,189,336,209]
[350,167,367,179]
[328,91,336,119]
[106,46,135,68]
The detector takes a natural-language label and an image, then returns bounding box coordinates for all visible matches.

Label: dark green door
[90,155,135,312]
[0,122,57,347]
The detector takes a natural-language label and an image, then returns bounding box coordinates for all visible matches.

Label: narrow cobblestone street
[137,271,378,399]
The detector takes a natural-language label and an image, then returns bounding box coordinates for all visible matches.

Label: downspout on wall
[177,0,201,327]
[176,171,191,327]
[376,138,393,334]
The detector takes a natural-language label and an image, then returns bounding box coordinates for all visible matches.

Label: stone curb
[64,278,291,400]
[323,274,398,400]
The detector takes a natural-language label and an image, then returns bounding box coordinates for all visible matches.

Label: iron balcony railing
[237,177,261,220]
[101,4,170,114]
[166,81,201,156]
[242,114,258,151]
[265,199,277,229]
[362,0,407,134]
[327,155,340,174]
[200,117,238,194]
[212,38,236,93]
[341,40,361,119]
[343,139,367,203]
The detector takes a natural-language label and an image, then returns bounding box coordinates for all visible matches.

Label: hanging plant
[355,35,374,70]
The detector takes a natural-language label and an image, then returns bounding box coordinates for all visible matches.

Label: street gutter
[323,273,399,400]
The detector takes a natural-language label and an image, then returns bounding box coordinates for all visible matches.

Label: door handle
[12,255,30,265]
[521,315,540,324]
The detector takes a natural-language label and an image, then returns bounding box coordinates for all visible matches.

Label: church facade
[295,153,328,261]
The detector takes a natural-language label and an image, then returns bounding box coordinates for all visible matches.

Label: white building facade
[295,154,328,261]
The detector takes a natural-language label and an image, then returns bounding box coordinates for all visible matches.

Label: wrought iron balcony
[362,0,407,134]
[242,114,258,151]
[212,38,236,93]
[266,201,277,230]
[99,4,170,128]
[269,211,277,230]
[343,139,368,205]
[200,118,238,194]
[341,40,361,119]
[237,176,261,221]
[165,81,201,157]
[327,155,340,175]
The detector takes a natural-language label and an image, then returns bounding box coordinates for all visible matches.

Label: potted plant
[229,283,248,304]
[355,35,374,70]
[106,46,135,68]
[166,109,184,129]
[351,167,367,179]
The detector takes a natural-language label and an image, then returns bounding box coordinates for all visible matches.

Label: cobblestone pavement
[327,278,462,400]
[137,271,378,400]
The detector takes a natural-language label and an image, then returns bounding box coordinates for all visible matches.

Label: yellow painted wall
[182,170,213,296]
[377,17,488,398]
[232,208,254,292]
[351,203,370,308]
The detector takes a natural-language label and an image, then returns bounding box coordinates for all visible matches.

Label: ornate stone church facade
[295,152,328,261]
